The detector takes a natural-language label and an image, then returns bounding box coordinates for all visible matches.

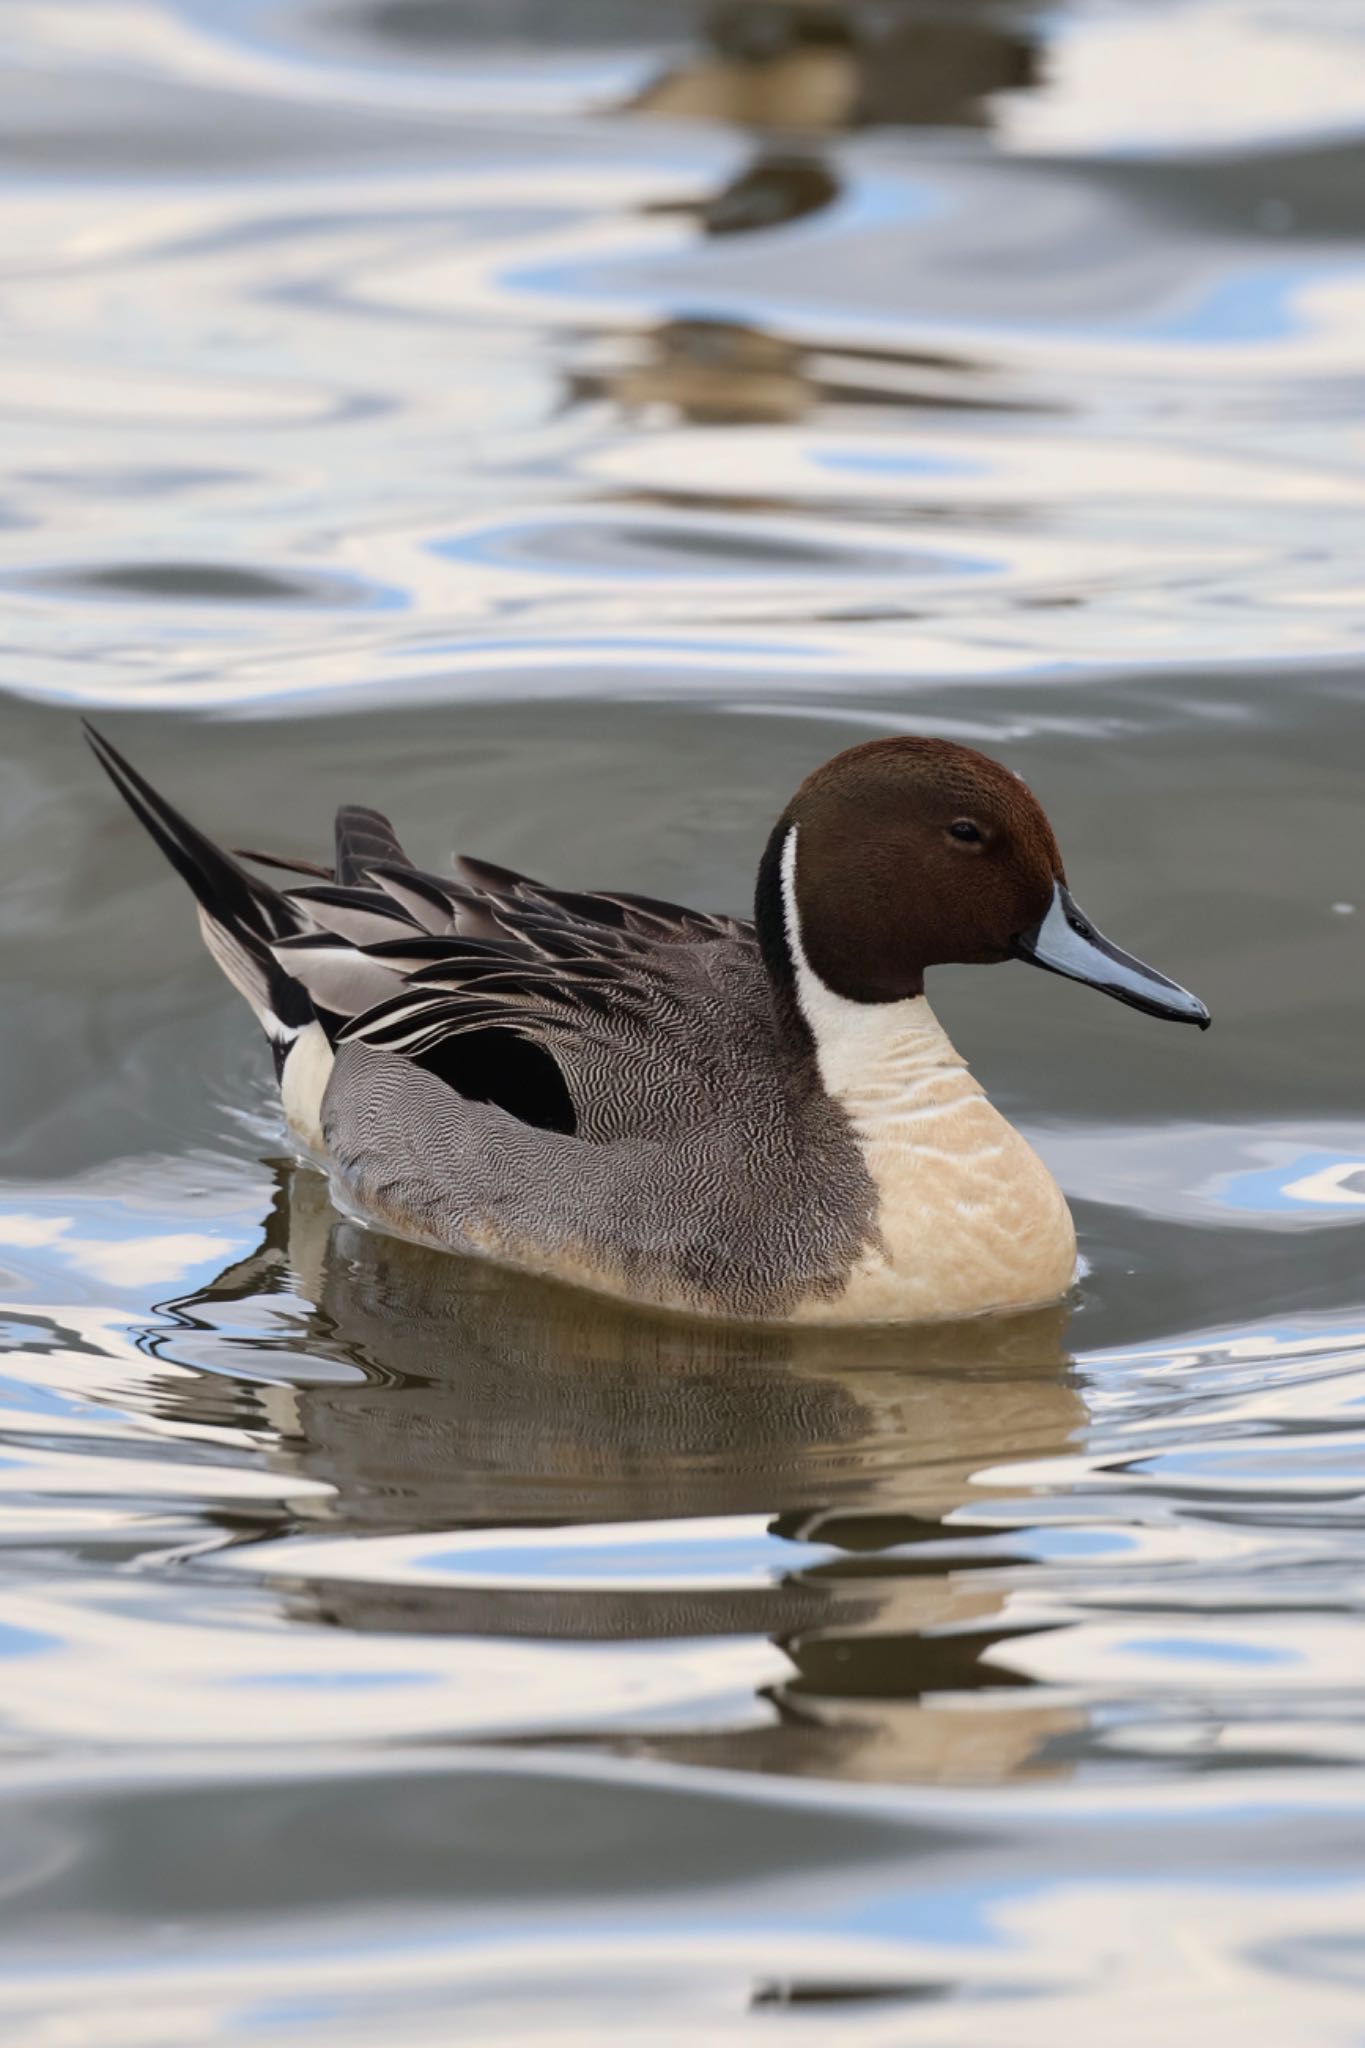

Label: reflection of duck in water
[572,316,816,425]
[157,1161,1088,1781]
[647,149,841,238]
[172,1160,1083,1529]
[571,310,1046,426]
[587,137,1049,424]
[603,153,837,423]
[631,2,1041,134]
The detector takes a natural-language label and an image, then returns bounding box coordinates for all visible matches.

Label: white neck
[779,824,981,1131]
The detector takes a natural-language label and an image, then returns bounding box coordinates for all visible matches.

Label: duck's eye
[948,819,984,845]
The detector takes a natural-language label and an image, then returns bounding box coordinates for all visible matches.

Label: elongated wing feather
[283,884,424,948]
[334,805,409,887]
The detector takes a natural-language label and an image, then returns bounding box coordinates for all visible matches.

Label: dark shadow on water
[753,1978,952,2007]
[22,561,368,607]
[343,0,698,52]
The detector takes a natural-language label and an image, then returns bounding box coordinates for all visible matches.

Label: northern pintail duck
[87,727,1207,1324]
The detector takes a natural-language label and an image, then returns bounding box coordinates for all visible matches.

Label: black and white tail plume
[83,722,315,1062]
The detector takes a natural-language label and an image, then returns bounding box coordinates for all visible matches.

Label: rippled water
[4,2,1365,2040]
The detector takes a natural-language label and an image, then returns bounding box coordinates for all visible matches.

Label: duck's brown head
[756,735,1209,1026]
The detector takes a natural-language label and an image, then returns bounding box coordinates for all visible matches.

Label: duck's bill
[1012,883,1210,1028]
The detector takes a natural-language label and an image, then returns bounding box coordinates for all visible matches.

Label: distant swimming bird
[87,726,1207,1323]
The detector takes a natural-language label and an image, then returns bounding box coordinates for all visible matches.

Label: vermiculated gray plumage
[308,865,880,1319]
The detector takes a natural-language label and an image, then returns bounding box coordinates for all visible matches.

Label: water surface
[3,2,1365,2041]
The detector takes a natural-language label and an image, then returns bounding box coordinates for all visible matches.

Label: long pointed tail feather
[84,722,314,1048]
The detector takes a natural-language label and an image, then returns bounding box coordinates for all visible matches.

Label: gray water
[4,2,1365,2041]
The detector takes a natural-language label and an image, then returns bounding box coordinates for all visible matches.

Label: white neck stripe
[778,822,974,1117]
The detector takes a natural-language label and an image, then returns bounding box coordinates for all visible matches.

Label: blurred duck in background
[631,0,1042,134]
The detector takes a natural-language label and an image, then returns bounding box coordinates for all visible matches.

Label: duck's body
[316,986,1073,1327]
[88,728,1205,1325]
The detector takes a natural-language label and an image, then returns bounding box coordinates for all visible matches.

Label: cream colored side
[780,828,1077,1323]
[194,899,334,1158]
[279,1021,334,1154]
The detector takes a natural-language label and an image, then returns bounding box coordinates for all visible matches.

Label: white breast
[779,827,1077,1322]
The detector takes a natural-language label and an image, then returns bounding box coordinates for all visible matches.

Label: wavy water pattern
[3,1,1365,2041]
